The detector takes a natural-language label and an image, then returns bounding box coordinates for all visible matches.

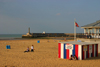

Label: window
[92,29,94,33]
[89,29,92,33]
[99,29,100,33]
[96,29,99,33]
[86,28,88,33]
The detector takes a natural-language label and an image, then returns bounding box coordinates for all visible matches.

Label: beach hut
[58,41,98,60]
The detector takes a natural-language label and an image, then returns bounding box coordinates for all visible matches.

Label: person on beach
[69,55,74,60]
[73,55,77,60]
[31,45,34,52]
[24,47,29,52]
[69,55,78,60]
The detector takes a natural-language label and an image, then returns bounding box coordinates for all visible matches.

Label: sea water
[0,34,22,40]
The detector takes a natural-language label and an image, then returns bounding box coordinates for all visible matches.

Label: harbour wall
[22,33,84,38]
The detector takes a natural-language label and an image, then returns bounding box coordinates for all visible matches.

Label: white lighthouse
[26,27,31,35]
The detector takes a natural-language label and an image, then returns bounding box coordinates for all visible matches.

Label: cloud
[56,13,60,16]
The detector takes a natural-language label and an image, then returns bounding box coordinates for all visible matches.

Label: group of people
[24,45,34,52]
[69,55,77,60]
[24,45,78,60]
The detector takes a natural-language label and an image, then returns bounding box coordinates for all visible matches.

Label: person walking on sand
[31,45,34,52]
[24,47,29,52]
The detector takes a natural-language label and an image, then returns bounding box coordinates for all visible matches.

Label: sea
[0,34,74,40]
[0,34,22,40]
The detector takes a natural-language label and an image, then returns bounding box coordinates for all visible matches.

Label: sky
[0,0,100,34]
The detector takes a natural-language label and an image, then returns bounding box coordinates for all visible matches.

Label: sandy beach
[0,39,100,67]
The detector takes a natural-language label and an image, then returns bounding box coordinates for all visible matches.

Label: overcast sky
[0,0,100,34]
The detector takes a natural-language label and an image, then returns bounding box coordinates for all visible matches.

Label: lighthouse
[28,27,30,34]
[22,27,32,38]
[26,27,31,35]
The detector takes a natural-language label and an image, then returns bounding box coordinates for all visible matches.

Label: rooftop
[81,20,100,28]
[59,41,98,45]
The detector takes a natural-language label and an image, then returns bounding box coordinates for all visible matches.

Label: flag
[75,22,79,27]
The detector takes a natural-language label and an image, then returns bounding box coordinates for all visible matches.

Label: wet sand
[0,39,100,67]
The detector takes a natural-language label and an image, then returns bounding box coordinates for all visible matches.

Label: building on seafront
[81,20,100,38]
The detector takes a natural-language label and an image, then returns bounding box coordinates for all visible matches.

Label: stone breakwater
[22,33,77,38]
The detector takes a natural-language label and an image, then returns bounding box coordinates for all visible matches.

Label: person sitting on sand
[69,55,74,60]
[31,45,34,52]
[24,47,29,52]
[73,55,77,60]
